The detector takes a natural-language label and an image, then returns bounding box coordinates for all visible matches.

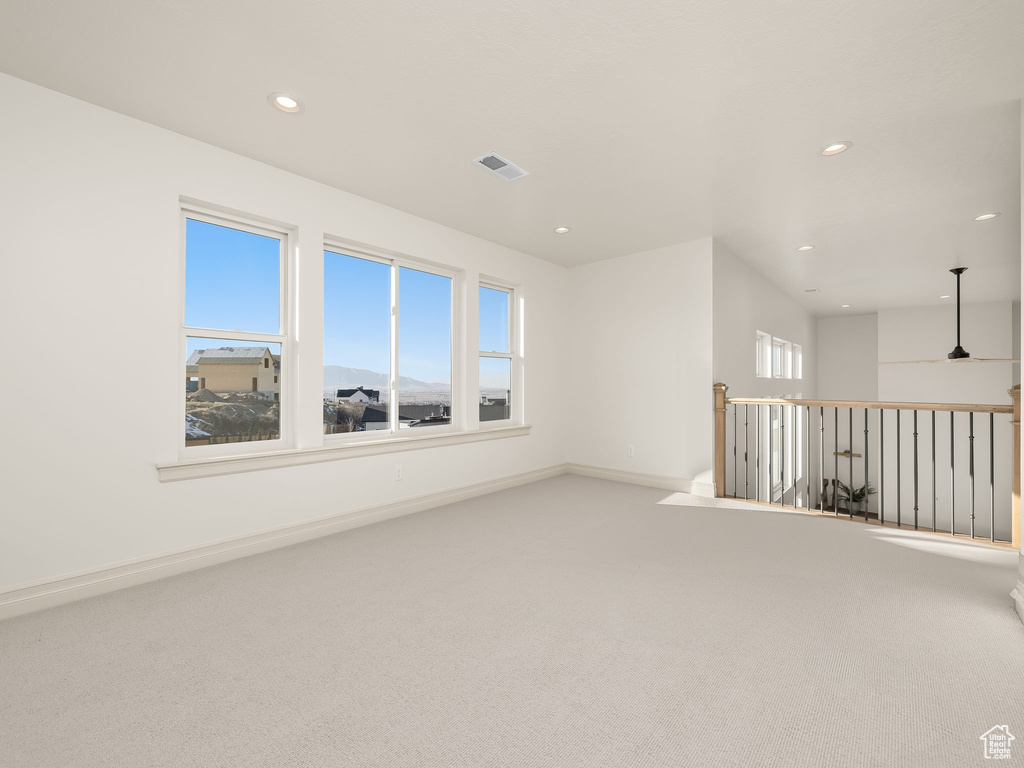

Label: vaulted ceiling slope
[1,0,1021,313]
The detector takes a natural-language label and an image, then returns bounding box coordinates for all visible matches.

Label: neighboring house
[337,387,380,404]
[360,406,415,431]
[186,346,280,399]
[480,391,510,406]
[479,392,510,421]
[399,404,451,427]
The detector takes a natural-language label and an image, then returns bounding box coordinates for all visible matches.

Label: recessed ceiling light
[268,92,304,114]
[974,212,1000,221]
[797,245,814,251]
[939,294,951,299]
[554,227,570,234]
[821,141,852,156]
[840,304,851,308]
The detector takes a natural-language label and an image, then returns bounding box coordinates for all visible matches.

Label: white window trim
[163,221,534,481]
[322,238,462,444]
[758,331,803,382]
[179,204,296,460]
[478,278,523,428]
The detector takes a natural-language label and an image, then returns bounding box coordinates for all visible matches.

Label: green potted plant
[837,481,876,514]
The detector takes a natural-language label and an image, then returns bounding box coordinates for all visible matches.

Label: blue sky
[478,286,509,354]
[185,218,279,354]
[186,219,508,386]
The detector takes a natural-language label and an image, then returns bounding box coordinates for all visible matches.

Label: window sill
[157,424,531,482]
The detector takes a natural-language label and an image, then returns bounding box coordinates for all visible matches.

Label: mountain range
[323,365,436,391]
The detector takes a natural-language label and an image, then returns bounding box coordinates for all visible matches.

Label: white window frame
[771,338,785,379]
[478,280,522,427]
[179,204,295,460]
[756,331,771,378]
[759,332,802,381]
[323,239,461,443]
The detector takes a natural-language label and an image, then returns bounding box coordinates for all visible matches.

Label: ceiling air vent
[475,153,528,182]
[803,288,821,294]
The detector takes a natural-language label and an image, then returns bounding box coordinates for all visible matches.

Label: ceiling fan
[879,267,1019,365]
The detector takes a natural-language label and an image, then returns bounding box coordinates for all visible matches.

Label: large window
[182,210,287,450]
[323,247,454,435]
[479,284,513,422]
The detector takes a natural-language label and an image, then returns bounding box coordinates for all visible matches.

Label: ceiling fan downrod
[947,267,970,360]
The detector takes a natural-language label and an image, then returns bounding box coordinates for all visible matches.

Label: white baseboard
[0,464,569,621]
[0,462,716,621]
[565,463,715,497]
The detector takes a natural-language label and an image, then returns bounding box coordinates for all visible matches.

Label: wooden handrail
[723,396,1012,415]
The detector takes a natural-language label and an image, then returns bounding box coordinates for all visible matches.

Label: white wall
[878,303,1015,404]
[0,73,570,591]
[712,242,817,502]
[817,314,878,401]
[712,242,817,400]
[566,240,714,485]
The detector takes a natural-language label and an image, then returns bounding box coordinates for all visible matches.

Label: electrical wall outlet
[627,444,635,457]
[395,465,403,481]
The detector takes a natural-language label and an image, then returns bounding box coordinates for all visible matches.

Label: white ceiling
[1,0,1022,315]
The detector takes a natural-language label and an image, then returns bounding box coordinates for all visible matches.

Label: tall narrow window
[183,212,286,449]
[323,251,392,433]
[398,267,453,428]
[479,284,512,422]
[756,331,771,378]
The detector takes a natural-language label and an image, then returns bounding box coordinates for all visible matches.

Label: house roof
[186,346,271,366]
[362,407,414,424]
[338,387,381,397]
[362,406,388,422]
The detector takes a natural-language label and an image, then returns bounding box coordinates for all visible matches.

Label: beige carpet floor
[1,474,1022,767]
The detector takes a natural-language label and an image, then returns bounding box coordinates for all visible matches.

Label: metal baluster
[756,405,760,502]
[792,404,797,507]
[732,403,737,498]
[969,412,975,539]
[831,409,839,518]
[782,405,790,507]
[769,406,774,504]
[896,410,902,527]
[744,404,749,501]
[990,412,995,542]
[913,410,919,530]
[931,411,936,532]
[880,410,885,524]
[848,407,854,516]
[806,405,811,511]
[950,412,955,536]
[834,407,839,516]
[863,409,869,521]
[819,407,824,512]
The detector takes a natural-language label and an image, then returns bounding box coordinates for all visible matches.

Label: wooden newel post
[714,383,728,498]
[1011,385,1020,550]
